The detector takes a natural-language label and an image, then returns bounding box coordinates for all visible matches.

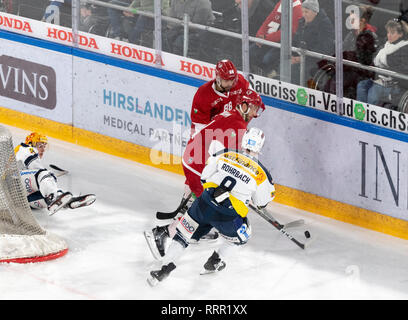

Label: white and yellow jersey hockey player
[15,132,96,215]
[147,127,275,286]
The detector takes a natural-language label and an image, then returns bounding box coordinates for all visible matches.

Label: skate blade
[200,268,219,275]
[143,230,162,261]
[48,193,73,216]
[147,276,159,287]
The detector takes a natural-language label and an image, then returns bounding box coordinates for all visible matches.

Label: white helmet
[241,127,265,153]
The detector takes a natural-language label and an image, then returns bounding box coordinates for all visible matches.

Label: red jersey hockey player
[183,89,265,199]
[190,59,250,135]
[145,89,266,260]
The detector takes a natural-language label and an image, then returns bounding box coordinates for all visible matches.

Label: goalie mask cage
[0,125,68,263]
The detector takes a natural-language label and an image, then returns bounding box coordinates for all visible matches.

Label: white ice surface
[2,124,408,300]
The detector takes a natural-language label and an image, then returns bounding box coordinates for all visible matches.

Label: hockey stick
[49,164,69,177]
[249,203,311,250]
[156,192,192,220]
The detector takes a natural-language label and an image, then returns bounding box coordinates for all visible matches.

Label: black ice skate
[147,262,176,287]
[65,194,96,209]
[144,225,169,260]
[200,251,226,275]
[47,191,73,216]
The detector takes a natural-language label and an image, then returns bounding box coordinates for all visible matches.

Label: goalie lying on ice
[15,132,96,215]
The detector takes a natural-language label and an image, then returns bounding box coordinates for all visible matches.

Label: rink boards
[1,16,408,240]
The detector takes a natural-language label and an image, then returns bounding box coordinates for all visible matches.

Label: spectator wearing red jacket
[249,0,303,77]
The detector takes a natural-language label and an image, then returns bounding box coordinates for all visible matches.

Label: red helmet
[238,89,265,117]
[215,59,238,82]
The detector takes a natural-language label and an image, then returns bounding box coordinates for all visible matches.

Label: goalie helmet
[215,59,238,89]
[238,89,265,118]
[241,127,265,154]
[25,132,48,147]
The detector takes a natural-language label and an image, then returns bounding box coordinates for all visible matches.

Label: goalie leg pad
[36,169,58,199]
[20,170,47,209]
[27,191,48,209]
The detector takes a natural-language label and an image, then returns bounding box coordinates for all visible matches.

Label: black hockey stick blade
[49,164,67,172]
[249,203,308,250]
[49,164,68,173]
[156,193,192,220]
[49,164,69,177]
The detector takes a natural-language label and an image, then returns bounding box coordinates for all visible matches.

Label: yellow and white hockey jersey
[201,149,275,217]
[14,143,45,170]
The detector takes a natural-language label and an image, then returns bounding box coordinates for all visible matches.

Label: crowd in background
[1,0,408,111]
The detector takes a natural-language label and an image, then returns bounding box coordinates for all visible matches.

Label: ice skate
[65,194,96,209]
[200,251,226,275]
[47,191,73,216]
[147,262,176,287]
[144,225,169,260]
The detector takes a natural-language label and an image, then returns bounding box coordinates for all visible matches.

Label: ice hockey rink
[2,123,408,301]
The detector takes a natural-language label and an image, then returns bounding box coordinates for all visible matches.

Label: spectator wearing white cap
[290,0,335,85]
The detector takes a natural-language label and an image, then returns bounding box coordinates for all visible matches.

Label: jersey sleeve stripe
[24,154,39,167]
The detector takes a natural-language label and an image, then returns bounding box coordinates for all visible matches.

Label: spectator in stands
[79,3,92,32]
[343,6,377,53]
[249,0,303,78]
[290,0,335,85]
[234,0,276,37]
[343,5,378,98]
[79,2,111,36]
[204,0,275,67]
[106,0,132,40]
[210,0,235,16]
[122,0,170,46]
[162,0,215,56]
[357,0,402,46]
[317,5,378,99]
[356,19,408,107]
[209,0,239,33]
[79,3,93,31]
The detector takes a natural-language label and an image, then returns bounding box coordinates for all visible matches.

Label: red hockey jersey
[182,109,249,196]
[190,74,250,127]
